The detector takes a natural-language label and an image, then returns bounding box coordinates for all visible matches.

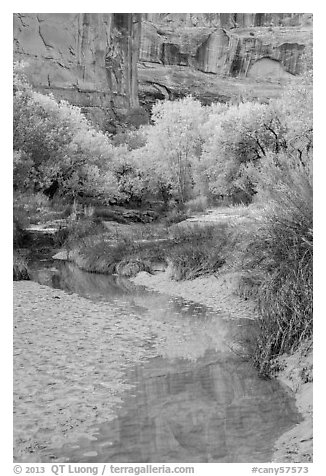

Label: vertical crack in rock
[14,13,142,131]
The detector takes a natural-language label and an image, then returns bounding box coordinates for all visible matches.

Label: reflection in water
[30,260,300,463]
[30,260,136,299]
[56,354,298,463]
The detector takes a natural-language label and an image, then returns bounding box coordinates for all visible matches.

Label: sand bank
[13,281,157,462]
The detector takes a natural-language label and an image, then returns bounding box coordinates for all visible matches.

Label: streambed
[14,260,301,463]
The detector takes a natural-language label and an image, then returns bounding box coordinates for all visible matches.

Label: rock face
[13,13,144,131]
[142,13,309,29]
[13,13,312,128]
[138,13,312,108]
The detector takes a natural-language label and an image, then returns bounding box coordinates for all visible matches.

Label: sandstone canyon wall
[138,13,312,108]
[13,13,143,132]
[13,13,312,130]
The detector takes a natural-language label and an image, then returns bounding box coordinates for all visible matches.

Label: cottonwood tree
[13,64,121,202]
[200,101,284,202]
[143,96,205,204]
[238,78,313,201]
[270,80,313,164]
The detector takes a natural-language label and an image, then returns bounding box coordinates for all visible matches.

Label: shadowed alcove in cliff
[247,57,293,80]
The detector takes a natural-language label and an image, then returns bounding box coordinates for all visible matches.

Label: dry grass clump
[116,259,152,277]
[13,213,31,280]
[239,153,313,376]
[185,195,208,214]
[65,221,234,279]
[167,223,232,280]
[167,243,225,280]
[55,216,106,248]
[163,208,188,226]
[68,241,131,274]
[13,218,29,249]
[13,191,70,227]
[68,234,169,277]
[13,252,30,281]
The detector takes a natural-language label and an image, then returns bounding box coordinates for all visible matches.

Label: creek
[28,259,300,463]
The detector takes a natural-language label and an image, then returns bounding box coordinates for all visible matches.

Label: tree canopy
[14,62,312,207]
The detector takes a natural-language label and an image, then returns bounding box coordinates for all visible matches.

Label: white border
[3,3,322,473]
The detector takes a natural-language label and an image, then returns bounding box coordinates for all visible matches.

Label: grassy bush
[169,222,231,245]
[69,236,169,276]
[66,219,173,275]
[13,191,72,228]
[167,242,225,280]
[93,207,129,223]
[185,195,208,214]
[163,208,188,226]
[13,252,30,281]
[116,259,152,277]
[55,216,106,248]
[239,153,313,376]
[14,191,50,214]
[13,218,29,249]
[167,223,232,280]
[69,240,133,274]
[64,221,229,277]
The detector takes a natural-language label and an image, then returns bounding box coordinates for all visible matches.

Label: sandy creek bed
[13,260,303,463]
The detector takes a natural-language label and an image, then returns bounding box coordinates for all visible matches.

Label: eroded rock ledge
[139,14,312,108]
[14,13,312,127]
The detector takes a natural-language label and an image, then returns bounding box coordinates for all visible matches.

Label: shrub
[163,208,188,226]
[69,240,132,274]
[167,223,231,280]
[168,242,225,280]
[13,252,30,281]
[13,191,51,226]
[185,195,208,214]
[238,153,313,376]
[13,218,29,249]
[56,217,106,249]
[116,259,152,277]
[68,236,165,275]
[252,250,312,377]
[169,222,228,243]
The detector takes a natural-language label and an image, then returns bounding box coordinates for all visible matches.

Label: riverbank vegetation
[13,252,30,281]
[238,152,313,375]
[13,60,312,376]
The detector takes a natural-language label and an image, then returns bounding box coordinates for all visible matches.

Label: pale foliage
[13,62,312,208]
[199,78,312,202]
[143,96,205,203]
[13,64,121,201]
[200,102,278,199]
[270,80,313,163]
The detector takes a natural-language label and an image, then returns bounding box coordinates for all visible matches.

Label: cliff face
[13,13,144,131]
[138,13,312,108]
[13,13,312,129]
[143,13,309,29]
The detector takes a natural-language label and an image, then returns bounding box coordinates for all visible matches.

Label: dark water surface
[30,260,300,463]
